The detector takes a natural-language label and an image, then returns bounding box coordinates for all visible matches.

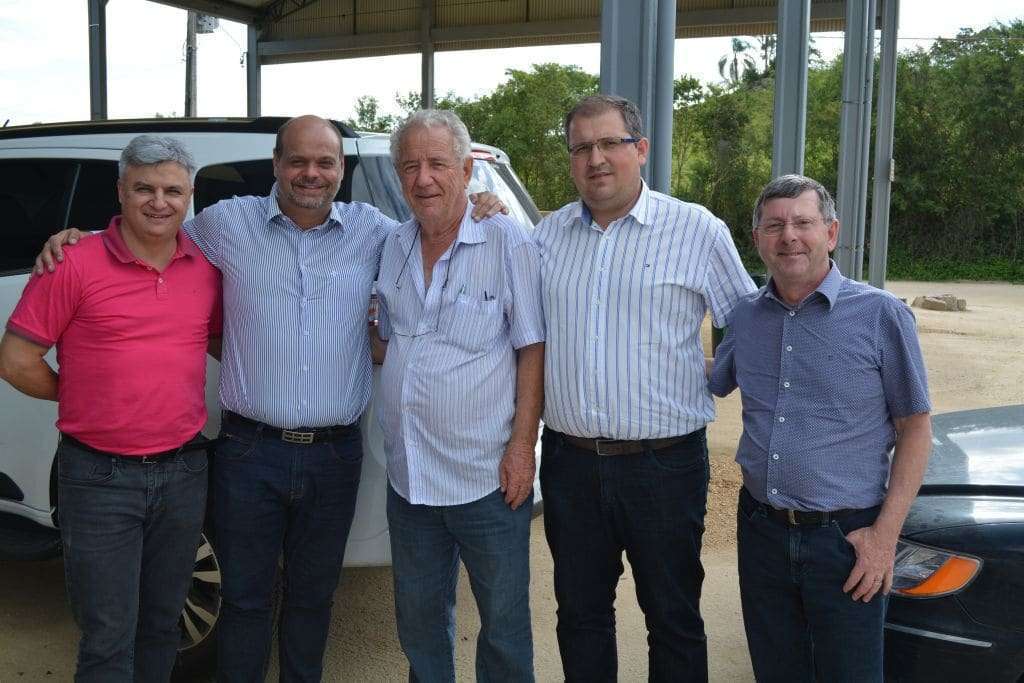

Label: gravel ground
[1,280,1021,682]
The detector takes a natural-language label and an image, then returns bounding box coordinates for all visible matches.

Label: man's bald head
[274,115,343,159]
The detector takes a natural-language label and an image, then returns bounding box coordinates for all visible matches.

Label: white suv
[0,117,542,676]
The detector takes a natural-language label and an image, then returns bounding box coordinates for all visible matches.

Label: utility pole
[185,11,198,117]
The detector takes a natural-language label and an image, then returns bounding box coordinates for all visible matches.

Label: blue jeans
[737,487,888,682]
[212,421,362,683]
[387,484,534,683]
[57,435,208,683]
[539,427,710,683]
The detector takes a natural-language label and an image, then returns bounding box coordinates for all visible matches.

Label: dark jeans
[57,435,208,683]
[540,427,710,683]
[387,485,534,683]
[737,487,888,683]
[212,420,362,683]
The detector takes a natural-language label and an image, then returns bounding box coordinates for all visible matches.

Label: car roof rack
[0,117,358,140]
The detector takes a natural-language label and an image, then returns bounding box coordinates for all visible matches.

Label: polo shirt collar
[575,179,653,229]
[101,215,198,264]
[761,260,843,310]
[267,183,345,231]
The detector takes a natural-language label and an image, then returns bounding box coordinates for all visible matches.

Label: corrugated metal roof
[154,0,862,66]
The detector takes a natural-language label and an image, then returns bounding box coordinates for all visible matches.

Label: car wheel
[171,527,221,680]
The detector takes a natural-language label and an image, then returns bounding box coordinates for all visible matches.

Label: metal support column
[247,24,261,117]
[836,0,875,278]
[599,0,675,193]
[868,0,900,289]
[771,0,810,177]
[87,0,108,120]
[185,12,198,117]
[420,0,435,109]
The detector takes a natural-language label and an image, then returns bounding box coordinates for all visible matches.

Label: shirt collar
[267,183,345,231]
[101,215,198,264]
[395,201,486,250]
[762,260,843,310]
[574,179,653,229]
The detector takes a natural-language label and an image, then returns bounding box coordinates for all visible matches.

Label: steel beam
[421,0,434,109]
[868,0,900,289]
[88,0,108,121]
[771,0,810,177]
[247,24,261,117]
[149,0,258,24]
[600,0,675,193]
[835,0,875,278]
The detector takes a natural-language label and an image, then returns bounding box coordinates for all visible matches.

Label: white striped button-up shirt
[185,186,394,428]
[375,207,544,505]
[533,181,755,439]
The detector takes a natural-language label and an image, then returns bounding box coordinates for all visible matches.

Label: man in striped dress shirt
[710,175,932,682]
[374,110,544,682]
[35,115,507,682]
[533,94,756,682]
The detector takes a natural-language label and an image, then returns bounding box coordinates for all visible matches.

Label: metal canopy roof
[153,0,856,65]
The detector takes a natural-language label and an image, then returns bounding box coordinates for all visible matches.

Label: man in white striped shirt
[533,95,755,682]
[374,110,545,682]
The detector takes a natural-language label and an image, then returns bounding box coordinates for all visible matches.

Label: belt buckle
[594,439,616,456]
[282,430,315,444]
[787,509,798,525]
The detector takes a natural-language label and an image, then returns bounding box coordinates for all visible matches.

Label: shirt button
[303,331,310,336]
[786,345,793,352]
[783,381,791,388]
[303,365,309,372]
[157,277,164,283]
[789,311,796,317]
[778,416,785,423]
[772,453,780,460]
[771,488,778,495]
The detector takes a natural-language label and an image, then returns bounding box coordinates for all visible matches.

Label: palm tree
[718,38,757,86]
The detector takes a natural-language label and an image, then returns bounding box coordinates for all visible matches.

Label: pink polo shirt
[7,217,222,455]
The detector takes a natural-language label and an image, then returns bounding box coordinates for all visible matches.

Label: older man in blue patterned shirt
[374,110,544,682]
[710,174,932,682]
[533,94,756,682]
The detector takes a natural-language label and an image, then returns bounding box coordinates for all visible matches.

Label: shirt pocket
[447,294,502,353]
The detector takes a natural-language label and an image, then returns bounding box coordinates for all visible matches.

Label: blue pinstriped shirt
[184,186,394,428]
[709,264,931,511]
[375,206,545,505]
[534,182,756,439]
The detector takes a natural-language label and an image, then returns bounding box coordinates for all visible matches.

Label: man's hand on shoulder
[35,228,89,274]
[499,439,535,510]
[468,191,508,221]
[842,524,899,602]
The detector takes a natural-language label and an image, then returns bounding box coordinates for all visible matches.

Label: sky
[1,0,1021,126]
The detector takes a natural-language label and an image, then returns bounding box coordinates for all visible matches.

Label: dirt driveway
[1,281,1021,682]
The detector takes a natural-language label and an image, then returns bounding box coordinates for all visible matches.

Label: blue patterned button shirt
[185,186,395,428]
[534,181,756,439]
[709,263,932,511]
[375,207,545,505]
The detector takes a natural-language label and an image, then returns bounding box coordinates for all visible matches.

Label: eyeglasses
[755,218,822,236]
[394,230,459,335]
[567,136,641,158]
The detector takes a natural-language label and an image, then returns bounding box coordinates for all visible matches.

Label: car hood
[921,404,1024,490]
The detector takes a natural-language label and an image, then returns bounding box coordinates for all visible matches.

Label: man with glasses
[373,109,544,682]
[709,175,932,682]
[532,94,755,682]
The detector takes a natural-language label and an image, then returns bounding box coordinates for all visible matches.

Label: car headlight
[893,539,982,598]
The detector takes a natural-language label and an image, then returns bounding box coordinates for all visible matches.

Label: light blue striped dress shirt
[375,206,545,505]
[533,181,755,440]
[184,186,395,428]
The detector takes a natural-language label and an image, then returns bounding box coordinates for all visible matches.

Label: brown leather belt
[561,433,689,456]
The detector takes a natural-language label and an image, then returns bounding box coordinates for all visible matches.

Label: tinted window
[67,161,120,230]
[194,156,358,212]
[0,160,76,274]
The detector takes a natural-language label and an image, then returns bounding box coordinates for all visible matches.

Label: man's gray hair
[564,94,644,141]
[752,174,838,229]
[390,109,472,164]
[119,135,196,178]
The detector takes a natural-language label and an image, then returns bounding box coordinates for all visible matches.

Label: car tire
[171,525,221,681]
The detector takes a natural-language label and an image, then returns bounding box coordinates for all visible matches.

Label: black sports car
[885,404,1024,681]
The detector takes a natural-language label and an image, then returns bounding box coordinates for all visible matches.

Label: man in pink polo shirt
[0,135,221,682]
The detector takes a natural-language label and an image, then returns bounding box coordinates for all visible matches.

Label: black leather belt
[741,488,863,527]
[222,411,357,445]
[560,432,689,456]
[61,433,210,464]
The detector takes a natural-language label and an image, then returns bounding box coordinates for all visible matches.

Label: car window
[468,160,540,228]
[194,156,359,213]
[0,160,77,275]
[67,161,121,230]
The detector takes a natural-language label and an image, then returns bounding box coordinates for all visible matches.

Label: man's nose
[150,190,169,207]
[586,144,608,165]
